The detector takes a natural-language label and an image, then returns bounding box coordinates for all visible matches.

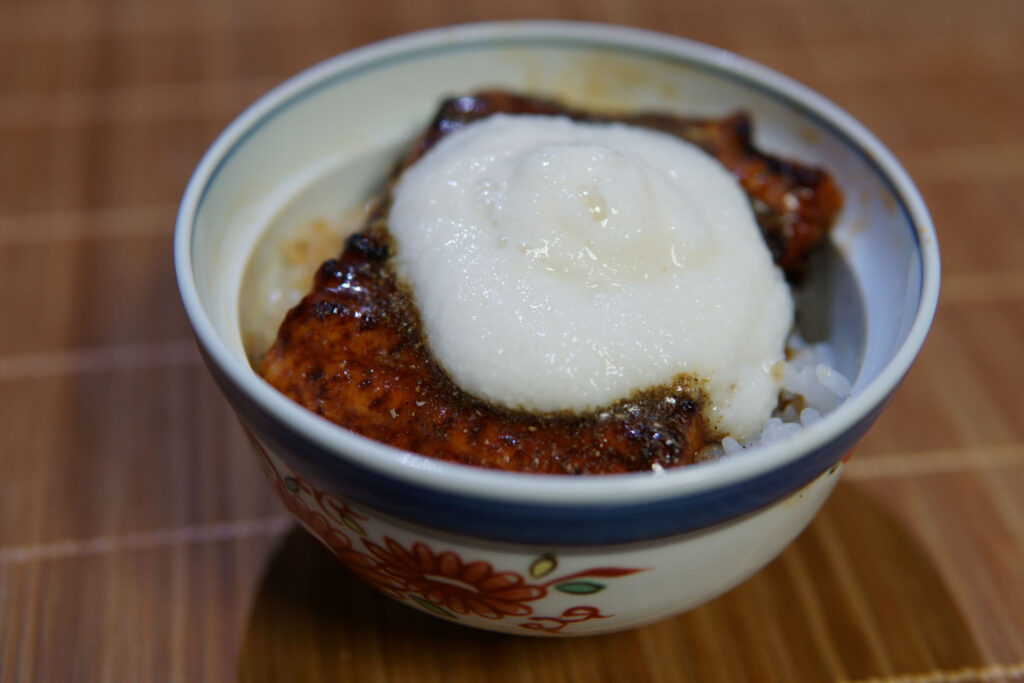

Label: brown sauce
[257,92,843,474]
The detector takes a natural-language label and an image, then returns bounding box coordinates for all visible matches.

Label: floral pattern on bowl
[247,431,648,634]
[177,22,938,634]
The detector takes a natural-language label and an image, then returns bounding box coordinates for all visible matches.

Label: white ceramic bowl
[175,22,939,635]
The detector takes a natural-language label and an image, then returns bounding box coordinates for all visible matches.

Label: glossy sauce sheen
[257,92,842,474]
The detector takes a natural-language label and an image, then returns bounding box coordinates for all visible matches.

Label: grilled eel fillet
[257,92,843,474]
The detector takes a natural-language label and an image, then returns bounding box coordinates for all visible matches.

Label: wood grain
[2,0,1023,680]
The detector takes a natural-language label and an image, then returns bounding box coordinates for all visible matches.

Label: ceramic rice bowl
[175,22,939,636]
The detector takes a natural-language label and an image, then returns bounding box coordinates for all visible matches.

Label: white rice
[701,331,852,460]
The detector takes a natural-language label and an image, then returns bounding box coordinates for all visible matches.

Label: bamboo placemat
[2,0,1023,680]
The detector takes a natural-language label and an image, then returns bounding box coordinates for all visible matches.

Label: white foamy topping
[389,114,793,439]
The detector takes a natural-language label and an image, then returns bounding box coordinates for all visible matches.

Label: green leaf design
[555,580,606,595]
[529,553,557,579]
[341,514,366,537]
[410,595,457,619]
[284,477,300,493]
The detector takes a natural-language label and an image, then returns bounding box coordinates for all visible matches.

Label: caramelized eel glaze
[257,92,842,474]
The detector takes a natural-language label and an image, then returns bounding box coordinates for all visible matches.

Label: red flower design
[270,473,354,553]
[334,547,407,599]
[242,427,647,630]
[519,606,610,633]
[363,537,547,619]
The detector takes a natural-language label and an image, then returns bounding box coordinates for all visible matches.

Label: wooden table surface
[2,0,1023,681]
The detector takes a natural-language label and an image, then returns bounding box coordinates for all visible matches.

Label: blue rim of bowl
[175,21,940,544]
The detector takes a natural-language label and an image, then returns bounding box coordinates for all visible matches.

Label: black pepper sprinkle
[345,233,390,261]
